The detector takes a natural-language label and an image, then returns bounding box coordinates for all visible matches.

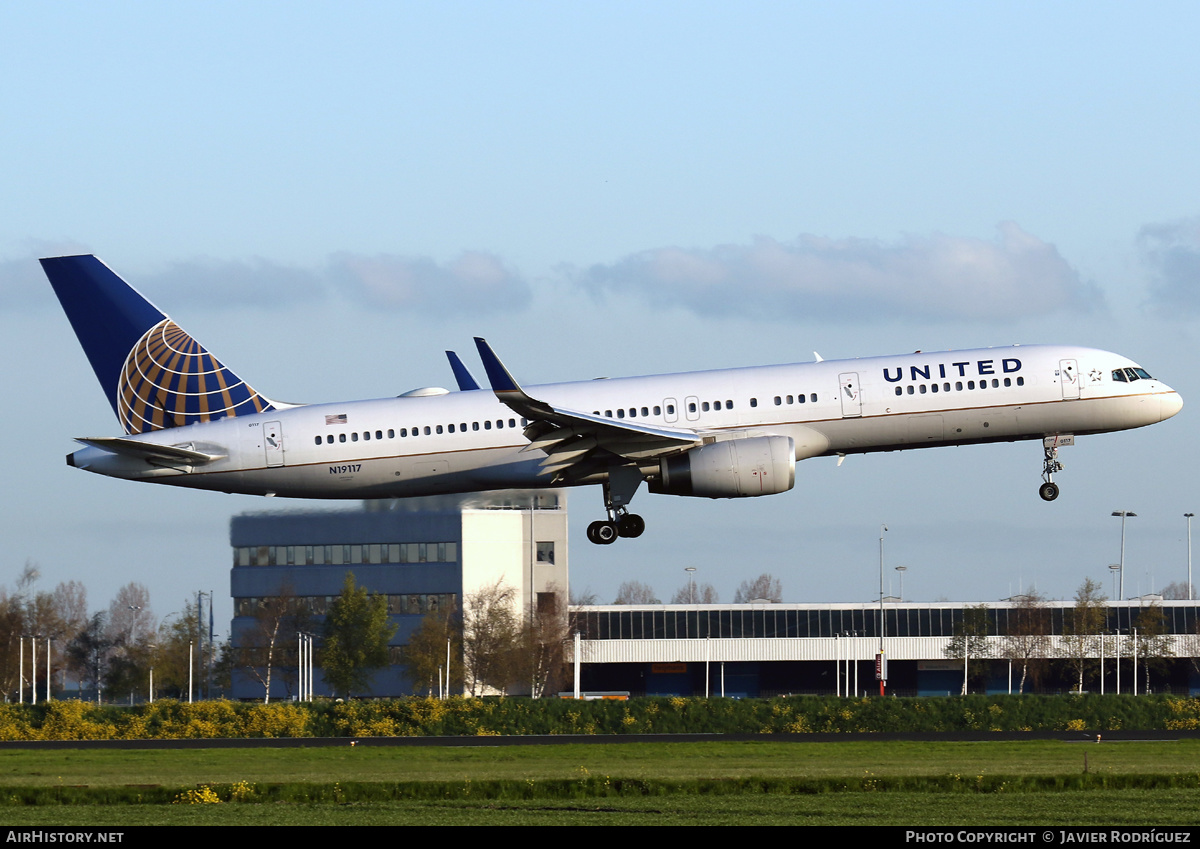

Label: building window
[536,541,555,564]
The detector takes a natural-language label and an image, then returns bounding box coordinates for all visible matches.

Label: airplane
[42,254,1183,545]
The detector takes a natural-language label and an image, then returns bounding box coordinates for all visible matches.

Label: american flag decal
[325,414,348,425]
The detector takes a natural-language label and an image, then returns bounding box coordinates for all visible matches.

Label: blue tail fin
[41,255,275,434]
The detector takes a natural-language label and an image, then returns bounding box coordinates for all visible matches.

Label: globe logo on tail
[117,319,273,434]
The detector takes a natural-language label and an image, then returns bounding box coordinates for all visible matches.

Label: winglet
[445,351,482,391]
[473,337,523,394]
[472,337,553,419]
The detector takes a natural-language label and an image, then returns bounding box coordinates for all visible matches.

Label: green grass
[1,740,1198,825]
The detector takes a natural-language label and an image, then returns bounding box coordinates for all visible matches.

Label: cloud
[576,222,1101,322]
[6,248,532,317]
[142,257,327,309]
[0,239,92,310]
[1139,218,1200,315]
[327,250,531,315]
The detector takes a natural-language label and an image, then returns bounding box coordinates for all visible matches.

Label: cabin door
[1059,359,1080,400]
[263,421,285,467]
[838,373,862,417]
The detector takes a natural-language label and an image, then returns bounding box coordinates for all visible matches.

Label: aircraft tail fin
[41,255,275,435]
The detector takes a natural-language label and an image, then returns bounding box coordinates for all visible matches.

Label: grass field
[1,739,1198,825]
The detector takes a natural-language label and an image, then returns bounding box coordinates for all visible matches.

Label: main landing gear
[587,466,646,545]
[1039,436,1067,502]
[586,512,645,545]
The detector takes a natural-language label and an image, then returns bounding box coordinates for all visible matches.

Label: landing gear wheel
[587,520,619,545]
[1039,482,1060,502]
[617,513,646,538]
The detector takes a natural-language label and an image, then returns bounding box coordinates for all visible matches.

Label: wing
[473,337,701,478]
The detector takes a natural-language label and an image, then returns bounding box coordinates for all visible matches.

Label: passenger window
[313,436,321,445]
[750,398,757,408]
[667,404,675,415]
[895,387,903,396]
[1003,378,1011,387]
[931,383,938,393]
[992,379,999,388]
[326,435,334,444]
[786,395,793,404]
[919,385,927,394]
[351,433,359,442]
[1016,377,1024,386]
[424,426,431,435]
[388,429,395,438]
[907,386,914,395]
[654,406,662,415]
[688,402,697,413]
[641,407,649,417]
[774,396,782,406]
[968,381,976,390]
[617,409,625,419]
[448,424,455,433]
[798,394,805,404]
[363,431,370,440]
[726,400,733,409]
[436,425,443,434]
[701,402,709,412]
[509,419,516,428]
[339,433,347,443]
[484,420,491,429]
[956,381,963,391]
[810,393,817,403]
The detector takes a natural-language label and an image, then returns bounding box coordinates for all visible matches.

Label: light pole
[685,567,697,604]
[1186,513,1194,600]
[1112,511,1137,601]
[895,566,908,602]
[878,524,888,696]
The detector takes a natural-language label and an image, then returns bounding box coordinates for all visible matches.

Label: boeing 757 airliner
[41,255,1183,544]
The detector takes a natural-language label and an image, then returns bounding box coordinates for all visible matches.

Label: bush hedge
[0,694,1197,741]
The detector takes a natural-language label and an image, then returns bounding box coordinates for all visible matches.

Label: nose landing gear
[1039,435,1072,501]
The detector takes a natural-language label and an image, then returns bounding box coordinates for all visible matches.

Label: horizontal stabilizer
[75,437,226,466]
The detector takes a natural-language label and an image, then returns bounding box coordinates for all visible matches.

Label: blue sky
[3,3,1199,628]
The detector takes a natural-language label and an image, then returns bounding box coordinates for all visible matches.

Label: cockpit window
[1123,368,1141,382]
[1133,367,1153,380]
[1112,369,1127,383]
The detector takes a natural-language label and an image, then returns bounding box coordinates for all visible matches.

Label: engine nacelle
[648,435,795,498]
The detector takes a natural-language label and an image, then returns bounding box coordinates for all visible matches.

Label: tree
[1000,589,1051,694]
[671,582,719,604]
[944,603,992,694]
[64,612,115,702]
[734,574,783,603]
[1062,578,1108,693]
[404,600,463,697]
[153,600,204,700]
[613,581,658,605]
[320,573,396,699]
[1133,601,1174,693]
[517,586,572,698]
[461,580,520,696]
[1161,581,1195,600]
[238,584,311,703]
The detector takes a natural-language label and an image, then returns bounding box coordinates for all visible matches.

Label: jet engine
[648,435,795,498]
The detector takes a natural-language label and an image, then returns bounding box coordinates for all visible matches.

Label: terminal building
[228,493,1200,699]
[229,491,567,700]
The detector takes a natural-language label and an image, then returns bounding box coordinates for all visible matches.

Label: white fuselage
[67,344,1182,500]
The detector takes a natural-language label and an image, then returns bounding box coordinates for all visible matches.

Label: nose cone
[1160,390,1184,422]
